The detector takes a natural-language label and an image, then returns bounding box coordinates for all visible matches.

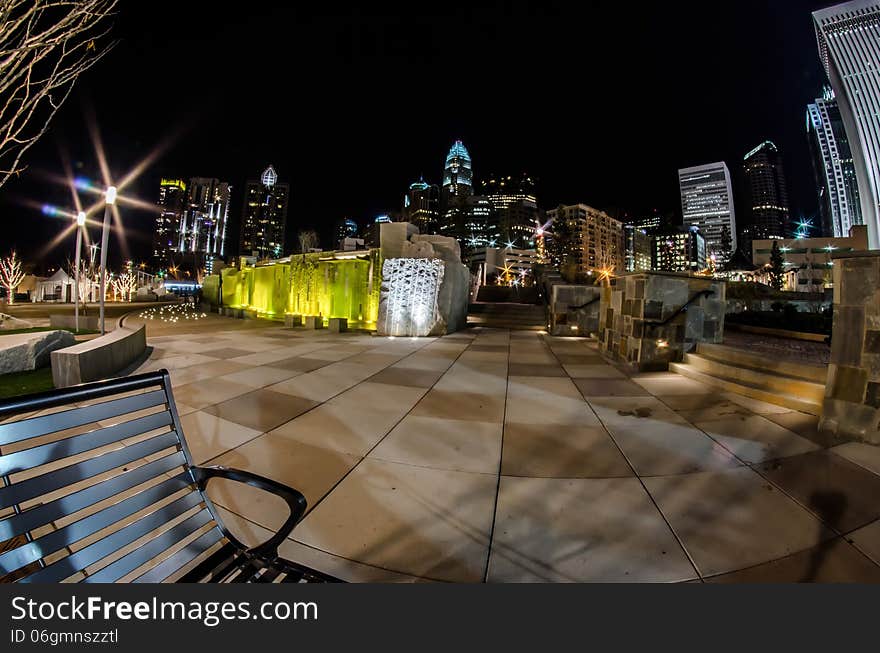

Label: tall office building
[479,173,539,247]
[741,141,790,254]
[678,162,737,263]
[545,204,624,275]
[652,226,707,273]
[814,0,880,247]
[178,177,231,270]
[441,140,473,200]
[807,87,863,237]
[152,178,186,268]
[239,165,290,259]
[403,178,440,233]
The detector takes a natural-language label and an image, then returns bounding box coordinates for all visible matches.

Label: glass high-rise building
[814,0,880,247]
[442,140,473,199]
[479,173,539,248]
[239,165,290,259]
[678,161,737,264]
[152,178,186,268]
[403,178,440,233]
[807,87,863,237]
[178,177,230,269]
[741,141,790,254]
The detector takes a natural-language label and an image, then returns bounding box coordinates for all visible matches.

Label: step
[466,317,545,331]
[696,342,827,384]
[682,353,825,404]
[669,361,822,415]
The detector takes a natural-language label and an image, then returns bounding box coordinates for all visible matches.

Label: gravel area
[722,329,830,366]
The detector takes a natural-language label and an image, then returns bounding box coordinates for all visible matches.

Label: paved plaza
[128,316,880,582]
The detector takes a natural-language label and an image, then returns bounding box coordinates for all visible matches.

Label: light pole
[74,211,85,333]
[98,185,116,335]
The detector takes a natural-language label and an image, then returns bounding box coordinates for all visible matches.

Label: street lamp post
[98,186,116,335]
[75,211,85,333]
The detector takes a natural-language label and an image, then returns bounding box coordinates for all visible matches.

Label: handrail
[644,289,715,328]
[569,296,601,311]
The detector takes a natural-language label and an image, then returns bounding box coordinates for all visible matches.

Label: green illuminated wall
[202,251,382,327]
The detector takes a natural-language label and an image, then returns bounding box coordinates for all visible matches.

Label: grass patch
[0,367,54,399]
[0,326,99,336]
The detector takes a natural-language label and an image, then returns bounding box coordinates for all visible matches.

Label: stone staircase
[468,302,546,331]
[669,342,826,415]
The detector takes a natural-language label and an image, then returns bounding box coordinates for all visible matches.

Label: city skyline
[0,1,847,267]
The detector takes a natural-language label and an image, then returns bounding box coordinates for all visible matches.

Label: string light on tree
[0,250,25,304]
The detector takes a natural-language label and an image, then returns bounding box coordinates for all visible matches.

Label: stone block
[831,306,865,366]
[841,258,878,305]
[867,382,880,409]
[866,330,880,354]
[829,365,868,403]
[284,314,302,328]
[820,398,880,443]
[644,300,662,320]
[304,315,324,329]
[51,325,146,388]
[0,330,76,374]
[328,317,348,333]
[49,314,101,331]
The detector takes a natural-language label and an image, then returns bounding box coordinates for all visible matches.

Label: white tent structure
[34,269,100,303]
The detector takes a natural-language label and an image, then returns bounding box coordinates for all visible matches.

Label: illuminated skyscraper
[678,162,736,263]
[479,173,539,247]
[807,87,863,237]
[239,165,290,259]
[403,177,440,233]
[814,0,880,247]
[442,140,473,199]
[741,141,790,254]
[545,204,625,275]
[152,178,186,268]
[178,177,230,268]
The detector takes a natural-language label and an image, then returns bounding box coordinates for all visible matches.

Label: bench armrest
[191,465,307,559]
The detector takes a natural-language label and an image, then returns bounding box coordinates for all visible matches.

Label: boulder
[0,330,76,375]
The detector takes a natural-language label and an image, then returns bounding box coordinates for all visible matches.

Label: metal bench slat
[0,472,192,575]
[176,542,237,583]
[0,431,181,509]
[0,390,168,446]
[0,410,174,477]
[83,510,217,584]
[133,528,225,583]
[18,493,205,584]
[0,452,187,542]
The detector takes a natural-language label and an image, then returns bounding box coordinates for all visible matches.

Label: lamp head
[105,186,117,205]
[76,211,86,226]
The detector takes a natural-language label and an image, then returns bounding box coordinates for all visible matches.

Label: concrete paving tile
[412,389,506,422]
[295,458,497,582]
[644,466,832,577]
[178,410,263,464]
[574,378,651,397]
[368,366,443,388]
[204,388,319,432]
[588,396,740,475]
[507,363,566,377]
[488,476,695,582]
[370,415,503,474]
[849,519,880,566]
[505,377,600,426]
[209,434,360,527]
[501,422,632,478]
[171,378,254,410]
[704,538,880,583]
[695,414,820,464]
[754,450,880,532]
[218,365,302,389]
[830,442,880,477]
[563,364,627,379]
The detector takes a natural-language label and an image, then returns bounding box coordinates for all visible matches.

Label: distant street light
[75,211,86,332]
[98,185,116,335]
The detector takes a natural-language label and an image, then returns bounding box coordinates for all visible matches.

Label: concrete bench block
[51,324,147,388]
[304,315,324,329]
[328,317,348,333]
[284,314,303,328]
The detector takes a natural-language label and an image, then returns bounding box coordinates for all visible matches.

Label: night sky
[1,0,836,271]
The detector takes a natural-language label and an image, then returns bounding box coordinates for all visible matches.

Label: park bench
[0,370,340,583]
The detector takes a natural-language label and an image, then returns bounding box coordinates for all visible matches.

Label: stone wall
[547,284,601,336]
[599,272,725,371]
[820,251,880,442]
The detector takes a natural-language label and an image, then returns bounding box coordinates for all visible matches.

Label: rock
[0,330,76,375]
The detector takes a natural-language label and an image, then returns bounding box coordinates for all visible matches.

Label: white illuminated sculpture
[379,258,444,336]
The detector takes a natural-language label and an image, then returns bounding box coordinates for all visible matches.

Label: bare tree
[0,1,118,188]
[0,249,25,303]
[298,230,319,254]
